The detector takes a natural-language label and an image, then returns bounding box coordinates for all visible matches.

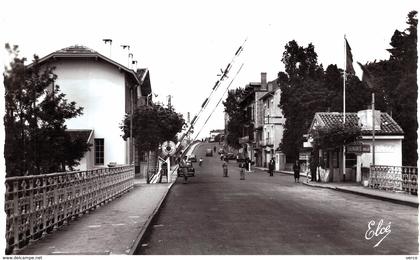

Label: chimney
[261,72,267,90]
[357,109,381,131]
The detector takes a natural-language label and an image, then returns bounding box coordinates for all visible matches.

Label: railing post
[28,179,35,244]
[53,177,59,231]
[12,181,19,254]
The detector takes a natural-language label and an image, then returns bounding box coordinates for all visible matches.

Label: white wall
[360,138,403,167]
[51,59,128,168]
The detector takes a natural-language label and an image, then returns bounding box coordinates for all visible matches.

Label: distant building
[209,129,224,142]
[237,73,269,166]
[260,79,286,170]
[36,45,152,171]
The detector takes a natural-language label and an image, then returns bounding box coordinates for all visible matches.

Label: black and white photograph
[1,0,419,258]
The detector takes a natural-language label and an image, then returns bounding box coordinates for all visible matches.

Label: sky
[1,0,418,140]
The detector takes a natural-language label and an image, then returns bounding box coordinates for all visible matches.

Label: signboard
[299,152,310,161]
[162,141,176,156]
[346,144,370,154]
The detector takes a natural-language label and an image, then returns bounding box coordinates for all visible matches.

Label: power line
[193,63,244,141]
[177,38,247,146]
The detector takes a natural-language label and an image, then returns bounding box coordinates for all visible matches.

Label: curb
[128,169,178,255]
[277,170,308,178]
[302,182,419,208]
[129,142,200,254]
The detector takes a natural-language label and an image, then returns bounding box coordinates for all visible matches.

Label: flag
[345,38,355,75]
[357,62,374,89]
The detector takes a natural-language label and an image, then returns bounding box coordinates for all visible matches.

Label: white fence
[369,165,418,195]
[4,165,134,254]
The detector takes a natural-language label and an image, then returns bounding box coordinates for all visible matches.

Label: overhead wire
[176,38,247,147]
[192,63,245,141]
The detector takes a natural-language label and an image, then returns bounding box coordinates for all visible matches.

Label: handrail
[369,165,418,195]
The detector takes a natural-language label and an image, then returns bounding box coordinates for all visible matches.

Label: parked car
[206,149,213,157]
[225,153,236,160]
[188,154,197,162]
[218,148,225,155]
[177,161,195,177]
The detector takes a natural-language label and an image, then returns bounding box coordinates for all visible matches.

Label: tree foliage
[223,88,247,149]
[120,104,185,153]
[311,123,362,150]
[279,40,370,162]
[3,44,90,176]
[364,11,417,166]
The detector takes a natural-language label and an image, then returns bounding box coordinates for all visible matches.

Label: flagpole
[343,35,347,181]
[343,35,346,124]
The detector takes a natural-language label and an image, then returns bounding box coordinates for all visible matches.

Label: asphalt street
[138,142,418,255]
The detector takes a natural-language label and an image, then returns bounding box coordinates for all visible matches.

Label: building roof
[66,129,93,143]
[310,112,404,136]
[33,45,147,86]
[260,90,275,101]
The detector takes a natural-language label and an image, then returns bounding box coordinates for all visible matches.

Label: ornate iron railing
[4,165,134,254]
[369,165,417,195]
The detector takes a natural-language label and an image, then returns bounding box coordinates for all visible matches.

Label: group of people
[178,149,302,184]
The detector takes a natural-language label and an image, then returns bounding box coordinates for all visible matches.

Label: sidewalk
[17,142,201,255]
[17,170,178,255]
[266,168,418,208]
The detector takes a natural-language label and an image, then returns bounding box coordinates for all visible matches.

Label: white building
[37,45,151,171]
[260,79,286,170]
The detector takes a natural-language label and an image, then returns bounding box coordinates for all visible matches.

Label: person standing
[180,156,188,184]
[268,158,275,176]
[293,160,300,183]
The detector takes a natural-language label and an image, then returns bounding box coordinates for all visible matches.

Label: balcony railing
[260,138,274,147]
[4,165,134,254]
[369,165,417,195]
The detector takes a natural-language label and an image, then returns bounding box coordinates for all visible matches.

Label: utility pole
[167,95,172,109]
[372,93,376,166]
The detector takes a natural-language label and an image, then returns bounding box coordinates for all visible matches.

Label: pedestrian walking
[180,156,188,184]
[159,161,168,183]
[199,157,203,166]
[293,160,300,183]
[268,158,275,176]
[245,157,251,172]
[222,160,228,177]
[213,146,216,153]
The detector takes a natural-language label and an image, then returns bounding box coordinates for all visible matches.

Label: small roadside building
[306,109,404,183]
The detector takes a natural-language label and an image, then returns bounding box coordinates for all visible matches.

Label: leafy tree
[311,123,362,150]
[279,41,325,161]
[120,104,185,157]
[279,41,371,162]
[223,88,247,149]
[364,11,417,166]
[3,44,90,176]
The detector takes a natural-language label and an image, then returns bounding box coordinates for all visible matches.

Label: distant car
[225,153,236,160]
[188,154,197,162]
[218,148,225,155]
[177,161,195,177]
[206,149,213,157]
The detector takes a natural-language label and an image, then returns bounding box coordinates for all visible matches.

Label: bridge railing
[369,165,418,195]
[4,165,134,254]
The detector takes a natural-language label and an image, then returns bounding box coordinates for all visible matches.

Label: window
[94,138,104,165]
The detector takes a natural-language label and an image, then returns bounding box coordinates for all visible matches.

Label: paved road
[138,143,418,255]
